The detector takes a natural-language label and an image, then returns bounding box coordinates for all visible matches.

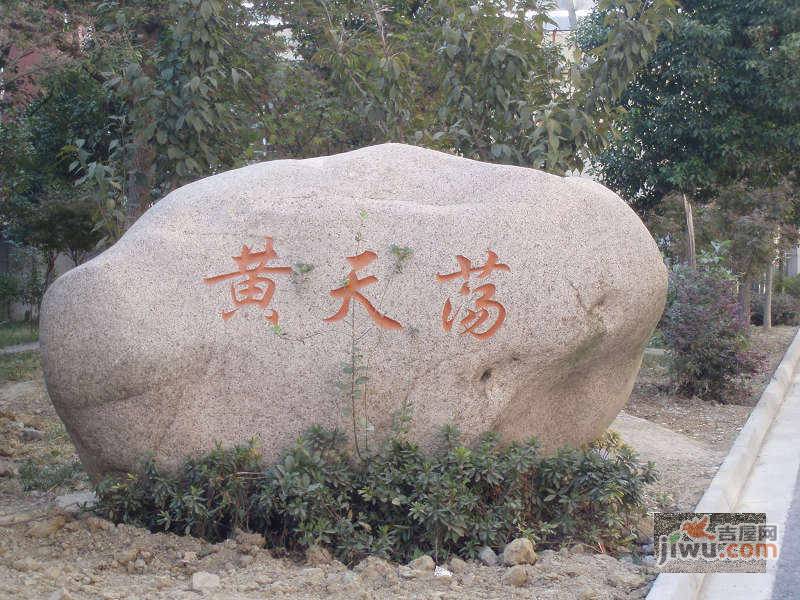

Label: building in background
[785,248,800,277]
[544,0,595,43]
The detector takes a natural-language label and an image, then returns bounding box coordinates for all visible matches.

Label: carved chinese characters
[202,237,292,325]
[203,239,509,339]
[436,251,510,340]
[324,250,402,330]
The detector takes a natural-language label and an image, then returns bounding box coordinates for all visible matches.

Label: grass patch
[18,458,86,492]
[0,322,38,348]
[0,351,42,382]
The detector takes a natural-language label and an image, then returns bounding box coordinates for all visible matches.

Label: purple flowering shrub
[751,293,800,326]
[661,265,764,402]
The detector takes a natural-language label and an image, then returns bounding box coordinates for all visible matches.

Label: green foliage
[585,0,800,211]
[0,274,20,321]
[18,458,86,492]
[779,275,800,299]
[336,343,372,460]
[96,443,263,539]
[0,67,106,268]
[12,197,101,267]
[54,0,280,238]
[702,185,798,288]
[95,427,656,563]
[584,0,800,291]
[19,260,44,320]
[647,329,665,349]
[661,264,763,401]
[0,1,93,112]
[293,263,314,275]
[389,244,414,273]
[5,0,678,243]
[430,0,676,173]
[263,0,675,174]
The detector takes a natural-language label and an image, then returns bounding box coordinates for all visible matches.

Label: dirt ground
[621,325,798,514]
[626,326,797,449]
[0,325,795,599]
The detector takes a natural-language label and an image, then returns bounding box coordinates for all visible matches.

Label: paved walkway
[696,380,800,599]
[772,473,800,599]
[0,341,39,355]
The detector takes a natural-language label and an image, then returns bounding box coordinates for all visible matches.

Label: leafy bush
[0,273,19,320]
[779,274,800,299]
[661,265,763,401]
[751,293,800,326]
[95,427,656,563]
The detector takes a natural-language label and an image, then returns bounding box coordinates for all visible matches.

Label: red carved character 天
[324,250,402,330]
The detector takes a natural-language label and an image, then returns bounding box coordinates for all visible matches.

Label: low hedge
[95,426,656,563]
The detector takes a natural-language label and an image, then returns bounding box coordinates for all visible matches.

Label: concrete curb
[646,328,800,600]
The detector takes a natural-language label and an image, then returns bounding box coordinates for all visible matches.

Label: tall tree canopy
[581,0,800,214]
[2,0,677,245]
[580,0,800,319]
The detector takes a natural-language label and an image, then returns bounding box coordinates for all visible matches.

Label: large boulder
[40,143,666,476]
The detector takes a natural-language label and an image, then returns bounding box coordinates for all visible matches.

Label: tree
[0,67,106,292]
[582,0,800,321]
[5,0,678,247]
[69,0,280,238]
[585,0,800,212]
[260,0,677,175]
[702,184,798,324]
[0,1,91,115]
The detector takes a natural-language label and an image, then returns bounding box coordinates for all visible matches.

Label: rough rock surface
[190,571,221,592]
[40,143,666,475]
[502,538,537,566]
[502,564,533,587]
[478,546,499,567]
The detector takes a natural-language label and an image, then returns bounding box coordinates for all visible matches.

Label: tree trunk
[36,251,57,325]
[42,251,57,291]
[565,0,578,29]
[124,168,146,230]
[682,192,697,268]
[764,262,774,329]
[739,273,753,330]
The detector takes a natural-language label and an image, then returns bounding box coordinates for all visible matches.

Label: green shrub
[751,293,800,326]
[661,265,763,401]
[779,274,800,299]
[95,427,656,563]
[0,272,19,320]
